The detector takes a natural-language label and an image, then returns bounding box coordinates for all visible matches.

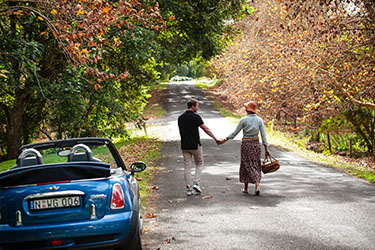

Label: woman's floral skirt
[240,140,261,184]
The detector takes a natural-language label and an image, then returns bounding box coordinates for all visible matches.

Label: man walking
[178,98,219,196]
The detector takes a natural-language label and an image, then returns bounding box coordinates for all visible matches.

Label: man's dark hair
[187,98,198,109]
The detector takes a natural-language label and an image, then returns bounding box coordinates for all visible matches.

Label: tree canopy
[0,0,249,159]
[209,0,375,152]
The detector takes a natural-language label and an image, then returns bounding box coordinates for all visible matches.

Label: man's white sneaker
[192,183,201,194]
[186,189,193,196]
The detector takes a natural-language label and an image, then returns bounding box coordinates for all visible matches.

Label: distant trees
[170,58,206,79]
[209,0,375,153]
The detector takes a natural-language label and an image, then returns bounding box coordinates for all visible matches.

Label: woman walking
[219,101,270,195]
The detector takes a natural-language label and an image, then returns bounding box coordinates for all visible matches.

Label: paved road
[142,81,375,250]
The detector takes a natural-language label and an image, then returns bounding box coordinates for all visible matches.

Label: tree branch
[346,92,375,110]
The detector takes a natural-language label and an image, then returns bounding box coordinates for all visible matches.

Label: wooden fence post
[349,139,353,158]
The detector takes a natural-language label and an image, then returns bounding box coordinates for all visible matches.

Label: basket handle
[262,154,278,164]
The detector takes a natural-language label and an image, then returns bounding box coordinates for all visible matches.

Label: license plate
[30,196,81,210]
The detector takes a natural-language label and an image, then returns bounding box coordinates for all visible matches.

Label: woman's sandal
[242,189,249,194]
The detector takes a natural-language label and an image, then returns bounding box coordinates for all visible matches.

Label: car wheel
[117,221,142,250]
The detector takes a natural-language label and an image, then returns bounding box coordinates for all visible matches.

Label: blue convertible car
[0,138,146,250]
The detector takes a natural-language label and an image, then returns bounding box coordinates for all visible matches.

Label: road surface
[142,81,375,250]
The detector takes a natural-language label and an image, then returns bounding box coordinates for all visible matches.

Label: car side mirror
[130,161,147,175]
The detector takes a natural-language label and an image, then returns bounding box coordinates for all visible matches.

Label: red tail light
[52,240,63,246]
[110,183,125,209]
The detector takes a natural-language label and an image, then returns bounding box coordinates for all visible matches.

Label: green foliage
[157,0,249,64]
[188,59,206,78]
[320,115,349,133]
[170,58,207,79]
[0,0,250,159]
[241,4,255,17]
[175,65,189,77]
[0,7,63,157]
[344,106,375,153]
[319,115,367,153]
[320,132,360,153]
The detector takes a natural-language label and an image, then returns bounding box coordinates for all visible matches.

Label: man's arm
[200,124,219,144]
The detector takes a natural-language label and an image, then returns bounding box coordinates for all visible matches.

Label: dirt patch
[143,87,169,120]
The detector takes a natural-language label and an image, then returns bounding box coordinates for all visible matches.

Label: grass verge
[194,78,221,89]
[0,159,16,172]
[267,128,375,183]
[116,136,162,199]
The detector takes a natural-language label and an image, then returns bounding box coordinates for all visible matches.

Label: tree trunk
[6,90,30,159]
[327,131,332,154]
[315,129,320,142]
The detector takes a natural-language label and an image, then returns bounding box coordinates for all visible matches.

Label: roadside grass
[267,128,375,183]
[196,80,375,184]
[194,77,221,89]
[0,159,16,172]
[116,136,162,199]
[211,102,243,123]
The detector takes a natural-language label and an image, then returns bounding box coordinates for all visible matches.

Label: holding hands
[216,137,228,145]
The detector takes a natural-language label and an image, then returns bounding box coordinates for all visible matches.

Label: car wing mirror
[130,161,147,175]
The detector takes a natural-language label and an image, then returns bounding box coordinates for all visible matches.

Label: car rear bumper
[0,211,137,249]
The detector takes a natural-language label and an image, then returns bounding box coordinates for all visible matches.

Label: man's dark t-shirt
[178,110,204,150]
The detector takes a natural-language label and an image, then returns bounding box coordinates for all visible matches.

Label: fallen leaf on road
[147,213,157,218]
[152,186,160,190]
[165,237,176,244]
[249,206,259,210]
[202,195,213,199]
[136,177,143,181]
[225,177,232,180]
